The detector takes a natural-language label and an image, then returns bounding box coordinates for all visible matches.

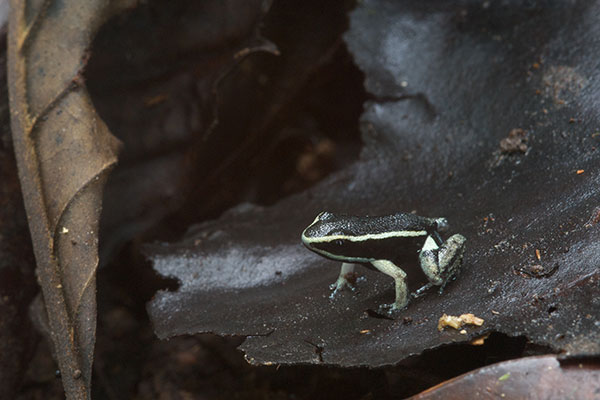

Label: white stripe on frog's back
[302,230,428,243]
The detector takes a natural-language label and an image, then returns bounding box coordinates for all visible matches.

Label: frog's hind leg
[329,262,357,298]
[418,234,467,294]
[437,234,467,292]
[370,259,408,310]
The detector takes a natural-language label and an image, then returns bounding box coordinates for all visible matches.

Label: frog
[301,211,467,311]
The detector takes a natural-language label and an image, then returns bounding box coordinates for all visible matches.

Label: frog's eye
[335,239,344,246]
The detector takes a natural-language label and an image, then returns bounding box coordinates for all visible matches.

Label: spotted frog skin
[301,212,466,310]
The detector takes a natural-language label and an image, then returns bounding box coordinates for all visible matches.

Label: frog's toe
[378,300,408,314]
[331,273,359,290]
[328,288,339,300]
[329,286,351,300]
[377,304,399,316]
[329,280,347,292]
[329,279,355,299]
[377,303,393,314]
[412,282,434,298]
[437,273,459,294]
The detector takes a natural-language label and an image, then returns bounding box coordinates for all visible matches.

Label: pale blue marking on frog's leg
[419,235,443,286]
[370,259,408,310]
[329,262,357,298]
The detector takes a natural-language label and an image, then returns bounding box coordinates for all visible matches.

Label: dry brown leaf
[0,45,38,399]
[7,1,124,398]
[409,355,600,399]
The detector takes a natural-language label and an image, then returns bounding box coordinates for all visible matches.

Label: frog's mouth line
[304,245,375,264]
[300,232,376,263]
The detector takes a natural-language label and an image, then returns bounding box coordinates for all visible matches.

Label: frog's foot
[329,262,358,298]
[328,276,354,294]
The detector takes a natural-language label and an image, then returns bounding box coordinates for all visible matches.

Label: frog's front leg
[370,259,408,310]
[418,234,467,294]
[329,262,357,297]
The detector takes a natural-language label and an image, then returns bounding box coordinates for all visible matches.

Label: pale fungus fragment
[438,313,485,332]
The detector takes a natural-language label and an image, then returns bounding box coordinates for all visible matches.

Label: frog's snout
[301,231,308,245]
[300,229,313,248]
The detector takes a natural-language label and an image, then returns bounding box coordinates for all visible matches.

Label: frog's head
[301,211,346,249]
[302,211,337,240]
[301,212,373,262]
